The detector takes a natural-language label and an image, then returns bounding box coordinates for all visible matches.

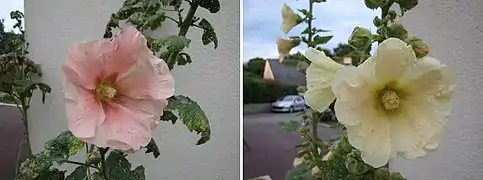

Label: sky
[0,0,23,31]
[243,0,380,62]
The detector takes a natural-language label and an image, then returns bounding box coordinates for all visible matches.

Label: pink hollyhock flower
[62,26,174,151]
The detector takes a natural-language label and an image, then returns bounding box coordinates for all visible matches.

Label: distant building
[262,58,306,86]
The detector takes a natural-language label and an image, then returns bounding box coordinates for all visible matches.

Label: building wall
[24,0,240,179]
[390,0,483,179]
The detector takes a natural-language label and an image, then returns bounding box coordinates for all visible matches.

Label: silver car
[271,95,306,113]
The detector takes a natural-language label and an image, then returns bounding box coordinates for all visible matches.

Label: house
[262,58,306,86]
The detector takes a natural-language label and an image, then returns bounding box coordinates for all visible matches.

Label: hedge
[243,72,298,103]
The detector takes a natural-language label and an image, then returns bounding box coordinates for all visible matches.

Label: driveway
[243,112,342,180]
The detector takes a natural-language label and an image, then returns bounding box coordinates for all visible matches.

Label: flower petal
[116,55,174,100]
[64,84,105,139]
[102,103,153,150]
[117,95,168,130]
[332,66,378,126]
[63,39,111,89]
[304,48,342,71]
[281,4,301,34]
[103,26,150,77]
[374,38,416,85]
[360,118,391,168]
[396,57,455,98]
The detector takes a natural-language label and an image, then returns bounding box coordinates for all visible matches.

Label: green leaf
[301,27,310,34]
[165,95,211,145]
[23,81,51,104]
[177,52,192,65]
[202,30,218,49]
[144,12,167,30]
[297,9,309,16]
[198,18,214,31]
[158,35,191,52]
[284,164,311,180]
[145,138,161,158]
[199,0,221,13]
[278,120,300,132]
[313,35,333,45]
[65,166,88,180]
[43,131,85,164]
[160,110,178,124]
[17,152,55,179]
[105,151,146,180]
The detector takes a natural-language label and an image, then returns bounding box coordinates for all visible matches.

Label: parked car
[271,95,306,113]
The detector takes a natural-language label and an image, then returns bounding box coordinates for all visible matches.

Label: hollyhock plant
[62,26,175,151]
[331,38,454,167]
[276,37,300,60]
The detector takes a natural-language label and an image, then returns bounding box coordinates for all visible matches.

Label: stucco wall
[24,0,240,179]
[390,0,483,179]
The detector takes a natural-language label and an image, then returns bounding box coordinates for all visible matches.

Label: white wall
[390,0,483,179]
[24,0,240,179]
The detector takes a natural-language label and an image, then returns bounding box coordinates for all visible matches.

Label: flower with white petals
[281,3,302,34]
[303,48,343,112]
[332,38,454,168]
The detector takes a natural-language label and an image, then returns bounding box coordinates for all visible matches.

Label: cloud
[243,0,380,62]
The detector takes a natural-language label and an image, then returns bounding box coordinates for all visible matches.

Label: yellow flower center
[381,90,400,111]
[96,82,117,101]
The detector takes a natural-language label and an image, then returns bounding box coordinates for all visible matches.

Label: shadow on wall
[0,104,29,179]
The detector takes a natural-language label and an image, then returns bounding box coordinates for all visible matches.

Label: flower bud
[388,10,398,20]
[364,0,388,9]
[281,4,303,34]
[373,16,381,27]
[293,157,305,167]
[395,0,418,11]
[387,23,408,40]
[406,36,430,58]
[345,150,371,175]
[339,135,353,153]
[87,150,102,165]
[311,166,323,178]
[322,150,334,161]
[348,27,372,49]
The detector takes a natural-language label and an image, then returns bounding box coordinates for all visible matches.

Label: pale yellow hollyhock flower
[303,48,343,112]
[276,37,296,59]
[281,3,302,34]
[332,38,455,168]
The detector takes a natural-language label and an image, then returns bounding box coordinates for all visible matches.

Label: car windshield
[279,96,296,101]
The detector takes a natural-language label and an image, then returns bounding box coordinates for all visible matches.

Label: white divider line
[247,175,272,180]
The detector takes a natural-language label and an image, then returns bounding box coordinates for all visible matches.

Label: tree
[244,57,266,77]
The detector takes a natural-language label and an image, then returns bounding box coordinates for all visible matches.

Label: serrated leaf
[199,0,220,13]
[65,166,87,180]
[313,35,333,45]
[278,120,300,132]
[202,30,218,49]
[144,138,160,158]
[165,95,211,145]
[105,151,146,180]
[177,52,192,65]
[158,35,191,52]
[43,131,85,164]
[160,110,178,124]
[284,164,311,180]
[301,27,310,34]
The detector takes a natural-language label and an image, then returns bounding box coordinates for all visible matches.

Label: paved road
[0,105,28,180]
[243,112,342,180]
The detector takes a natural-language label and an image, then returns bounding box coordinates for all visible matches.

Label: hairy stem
[86,143,92,180]
[307,0,314,48]
[98,147,110,179]
[178,0,199,36]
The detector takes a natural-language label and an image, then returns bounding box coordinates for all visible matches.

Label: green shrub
[243,72,297,103]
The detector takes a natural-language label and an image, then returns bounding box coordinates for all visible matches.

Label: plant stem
[64,160,100,171]
[98,147,110,179]
[178,0,199,36]
[86,143,92,180]
[307,0,314,48]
